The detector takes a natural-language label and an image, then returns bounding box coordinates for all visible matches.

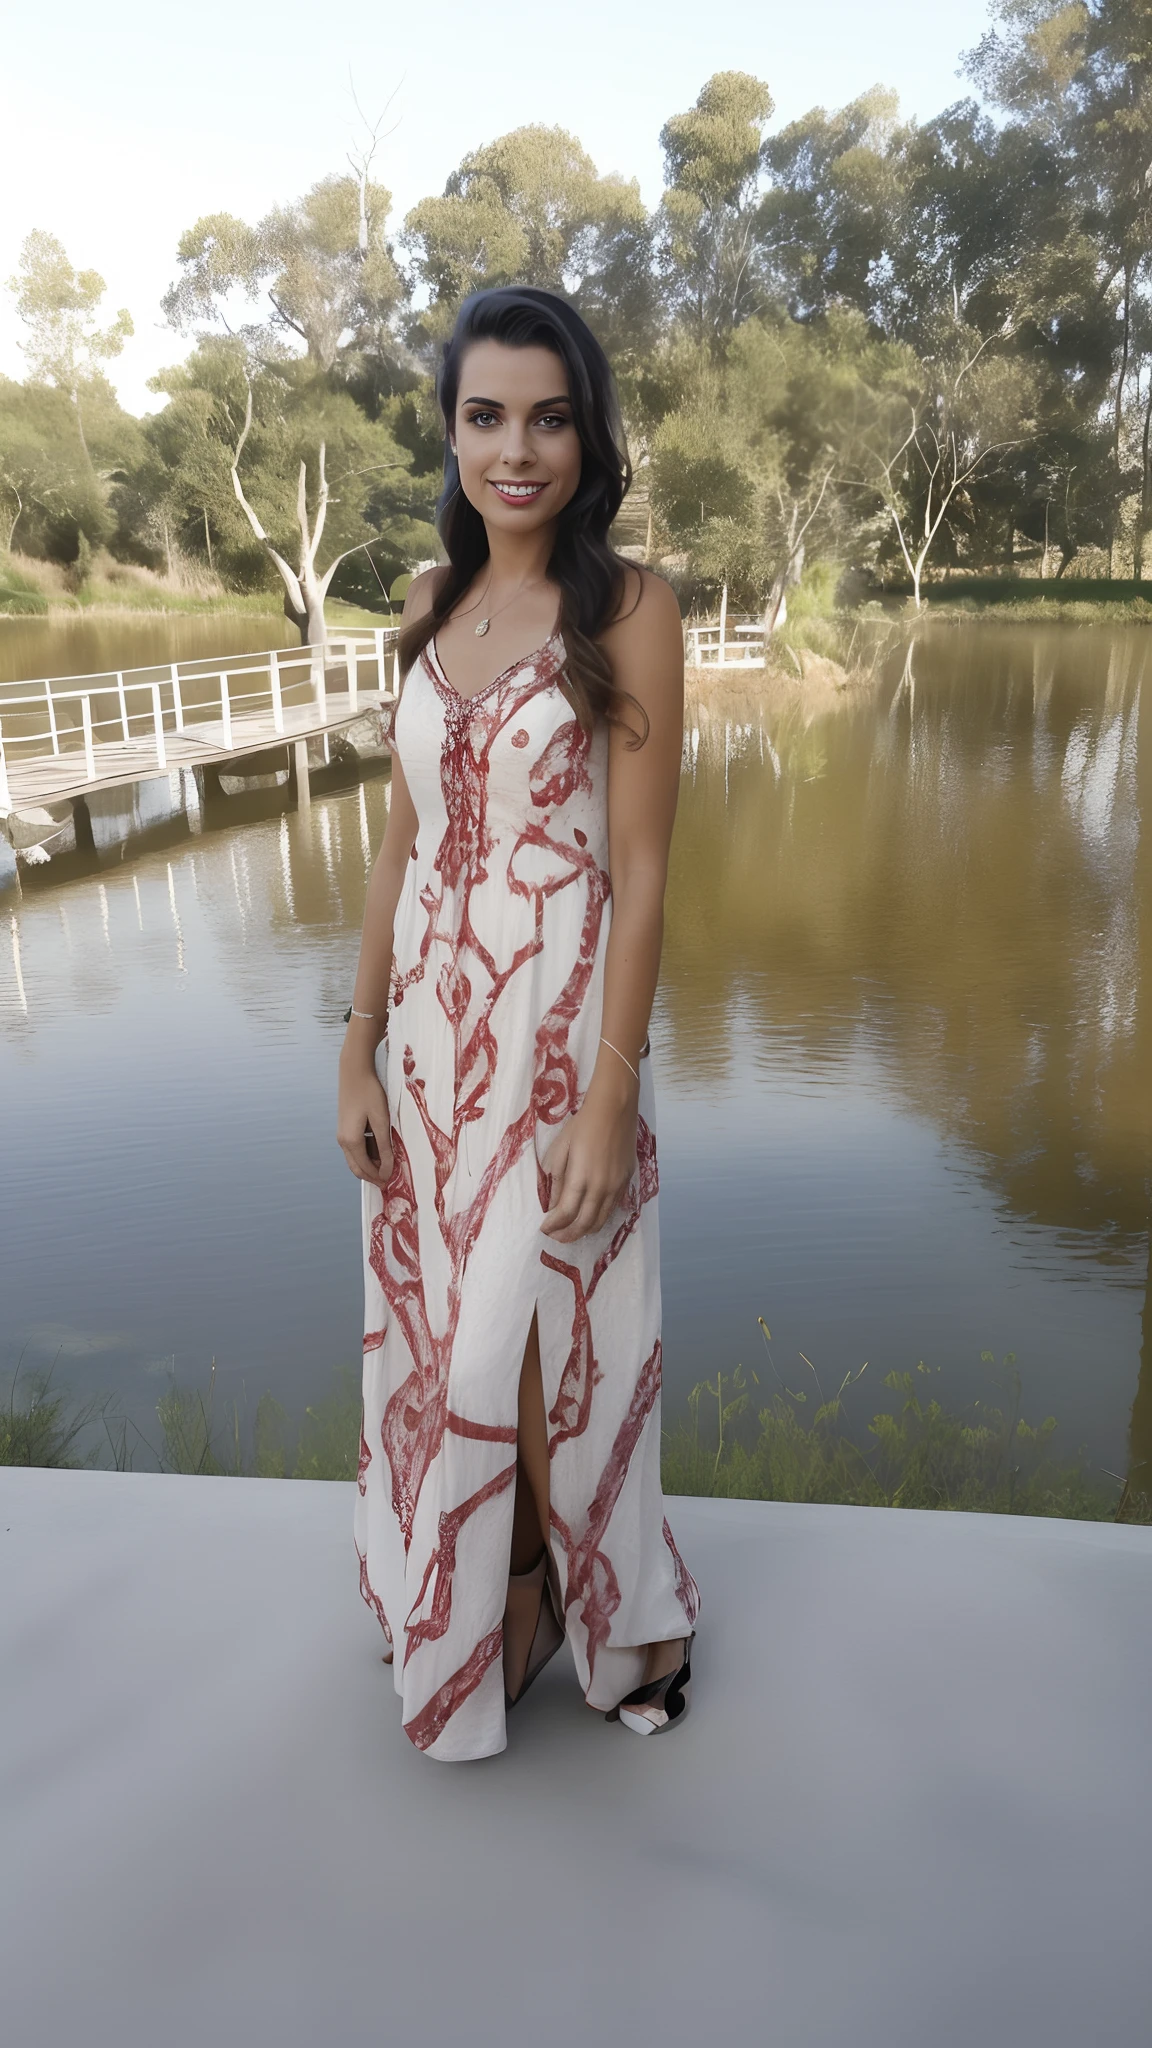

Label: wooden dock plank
[2,692,393,816]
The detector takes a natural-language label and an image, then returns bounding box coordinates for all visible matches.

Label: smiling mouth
[489,480,548,504]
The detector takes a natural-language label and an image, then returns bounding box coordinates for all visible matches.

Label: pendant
[475,618,490,637]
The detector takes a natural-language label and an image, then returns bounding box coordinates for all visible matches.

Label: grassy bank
[4,1335,1148,1524]
[0,551,394,630]
[893,597,1152,625]
[872,576,1152,626]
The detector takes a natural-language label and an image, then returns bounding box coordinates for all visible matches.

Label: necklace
[462,573,545,638]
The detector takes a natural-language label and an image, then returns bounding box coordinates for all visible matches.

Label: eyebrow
[461,394,572,410]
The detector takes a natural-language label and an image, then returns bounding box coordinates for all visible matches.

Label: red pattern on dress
[355,635,698,1759]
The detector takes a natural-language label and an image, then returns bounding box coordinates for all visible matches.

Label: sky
[0,0,996,414]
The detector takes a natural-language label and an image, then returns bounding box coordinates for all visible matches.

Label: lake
[1,615,1148,1478]
[0,611,301,686]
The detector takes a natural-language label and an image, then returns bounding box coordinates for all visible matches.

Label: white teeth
[494,483,544,497]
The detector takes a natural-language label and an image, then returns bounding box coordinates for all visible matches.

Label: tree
[646,311,911,617]
[848,327,1032,603]
[758,87,908,322]
[7,231,133,465]
[967,0,1152,569]
[227,369,434,642]
[230,385,352,642]
[0,378,103,556]
[163,176,407,380]
[120,341,437,631]
[402,125,651,353]
[657,71,774,349]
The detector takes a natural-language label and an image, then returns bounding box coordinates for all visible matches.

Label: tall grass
[3,1334,1147,1525]
[0,549,393,627]
[0,1362,105,1466]
[0,554,50,615]
[153,1361,360,1480]
[661,1321,1149,1523]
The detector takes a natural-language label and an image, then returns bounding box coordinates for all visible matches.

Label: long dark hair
[399,286,641,734]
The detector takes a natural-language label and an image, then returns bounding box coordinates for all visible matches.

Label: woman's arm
[540,570,684,1242]
[336,575,436,1188]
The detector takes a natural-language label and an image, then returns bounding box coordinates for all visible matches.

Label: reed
[661,1324,1150,1524]
[3,1337,1148,1524]
[0,1361,104,1467]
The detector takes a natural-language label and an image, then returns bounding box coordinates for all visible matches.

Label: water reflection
[0,624,1147,1480]
[668,625,1149,1480]
[0,612,298,686]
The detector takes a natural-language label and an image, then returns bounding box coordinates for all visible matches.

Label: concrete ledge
[2,1469,1149,2047]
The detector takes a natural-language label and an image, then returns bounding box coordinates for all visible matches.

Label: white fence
[0,629,400,811]
[685,620,766,669]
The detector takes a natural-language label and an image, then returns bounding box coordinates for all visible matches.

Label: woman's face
[451,340,582,537]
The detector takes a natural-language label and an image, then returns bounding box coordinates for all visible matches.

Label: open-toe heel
[504,1550,565,1709]
[611,1633,695,1736]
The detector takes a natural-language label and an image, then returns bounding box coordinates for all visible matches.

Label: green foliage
[155,1361,239,1475]
[779,558,840,623]
[759,88,908,320]
[162,178,406,378]
[8,231,132,401]
[0,552,48,613]
[658,72,774,344]
[0,1367,102,1468]
[0,371,144,563]
[648,309,916,602]
[153,1362,359,1480]
[7,1343,1149,1528]
[662,1329,1149,1521]
[649,406,754,536]
[292,1369,361,1481]
[403,125,652,356]
[112,340,435,597]
[7,34,1152,592]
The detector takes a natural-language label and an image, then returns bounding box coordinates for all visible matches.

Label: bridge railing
[685,621,766,668]
[0,629,400,811]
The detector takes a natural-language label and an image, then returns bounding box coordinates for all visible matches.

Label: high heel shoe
[504,1549,565,1709]
[609,1633,695,1735]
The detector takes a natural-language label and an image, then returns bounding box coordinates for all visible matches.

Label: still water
[1,620,1148,1472]
[0,611,300,685]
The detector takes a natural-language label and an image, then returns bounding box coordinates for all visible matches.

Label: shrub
[0,553,49,615]
[0,1368,101,1466]
[660,1327,1148,1523]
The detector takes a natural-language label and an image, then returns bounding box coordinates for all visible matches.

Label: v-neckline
[426,629,563,707]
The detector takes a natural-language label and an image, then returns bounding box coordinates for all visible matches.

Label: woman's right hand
[337,1051,394,1189]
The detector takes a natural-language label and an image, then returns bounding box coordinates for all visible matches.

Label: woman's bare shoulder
[609,563,681,628]
[603,565,683,663]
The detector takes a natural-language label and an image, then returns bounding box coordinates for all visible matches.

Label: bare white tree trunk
[870,338,1016,610]
[1,479,22,554]
[762,467,832,640]
[230,384,374,650]
[764,561,791,639]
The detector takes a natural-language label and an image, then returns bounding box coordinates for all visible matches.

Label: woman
[337,285,698,1763]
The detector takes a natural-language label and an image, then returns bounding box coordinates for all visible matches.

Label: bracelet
[600,1035,640,1084]
[344,1005,382,1024]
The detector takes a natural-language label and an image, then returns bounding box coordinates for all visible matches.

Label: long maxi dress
[355,630,699,1762]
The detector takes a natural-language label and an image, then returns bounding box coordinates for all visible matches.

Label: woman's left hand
[539,1090,638,1243]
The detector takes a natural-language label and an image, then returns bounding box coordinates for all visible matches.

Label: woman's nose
[501,425,534,467]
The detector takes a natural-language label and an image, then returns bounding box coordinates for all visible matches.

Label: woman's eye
[537,414,570,429]
[466,410,498,427]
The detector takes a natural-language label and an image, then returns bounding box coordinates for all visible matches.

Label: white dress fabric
[355,631,699,1761]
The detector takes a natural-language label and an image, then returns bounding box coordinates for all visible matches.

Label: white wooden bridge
[0,629,400,843]
[0,612,769,859]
